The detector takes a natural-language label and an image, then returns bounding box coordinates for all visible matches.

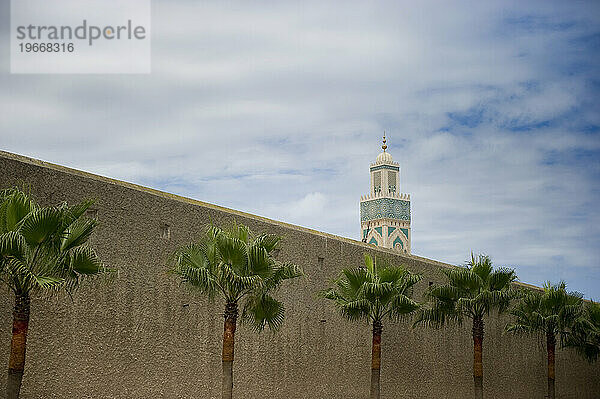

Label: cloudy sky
[1,1,599,298]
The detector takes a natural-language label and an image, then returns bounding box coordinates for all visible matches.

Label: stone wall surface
[0,150,598,399]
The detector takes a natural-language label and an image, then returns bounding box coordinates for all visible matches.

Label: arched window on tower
[373,171,382,194]
[393,236,404,250]
[387,170,397,194]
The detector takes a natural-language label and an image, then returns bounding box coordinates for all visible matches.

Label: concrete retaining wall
[0,150,598,398]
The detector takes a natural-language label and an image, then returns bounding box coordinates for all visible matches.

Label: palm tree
[321,253,421,399]
[413,253,516,399]
[505,282,585,399]
[170,223,303,399]
[566,300,600,362]
[0,187,108,399]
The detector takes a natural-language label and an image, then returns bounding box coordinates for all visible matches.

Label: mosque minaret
[360,134,411,253]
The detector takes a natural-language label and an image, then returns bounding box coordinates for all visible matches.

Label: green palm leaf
[322,254,421,325]
[565,301,600,362]
[18,207,62,246]
[170,222,302,332]
[217,235,249,275]
[253,233,281,253]
[387,294,420,320]
[68,246,103,275]
[0,188,35,233]
[506,281,585,346]
[0,188,110,296]
[265,262,303,291]
[242,293,285,332]
[60,217,98,252]
[416,254,517,328]
[0,231,27,260]
[62,199,95,224]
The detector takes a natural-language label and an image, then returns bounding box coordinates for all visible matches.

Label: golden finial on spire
[382,131,387,152]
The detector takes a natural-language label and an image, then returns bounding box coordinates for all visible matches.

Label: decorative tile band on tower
[360,133,411,253]
[360,198,410,222]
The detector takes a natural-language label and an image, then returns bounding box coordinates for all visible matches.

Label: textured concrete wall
[0,150,598,399]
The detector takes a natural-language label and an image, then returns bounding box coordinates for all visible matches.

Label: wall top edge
[0,149,547,294]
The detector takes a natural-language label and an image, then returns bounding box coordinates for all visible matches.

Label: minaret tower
[360,133,411,253]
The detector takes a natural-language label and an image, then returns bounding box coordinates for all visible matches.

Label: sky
[1,1,599,298]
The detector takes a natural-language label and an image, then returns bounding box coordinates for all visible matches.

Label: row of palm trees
[0,187,598,399]
[331,254,599,399]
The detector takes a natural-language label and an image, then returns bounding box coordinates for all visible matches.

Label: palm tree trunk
[7,294,30,399]
[472,316,484,399]
[546,332,556,399]
[370,320,383,399]
[222,301,238,399]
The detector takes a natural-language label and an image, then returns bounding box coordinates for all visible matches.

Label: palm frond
[418,254,516,329]
[505,322,536,335]
[253,233,281,253]
[341,268,370,298]
[339,299,372,321]
[320,287,347,303]
[241,293,285,332]
[0,231,27,260]
[378,266,408,284]
[360,281,395,300]
[6,257,63,292]
[171,243,220,297]
[173,263,218,295]
[0,188,110,296]
[413,306,462,328]
[171,223,300,334]
[265,262,304,291]
[60,217,98,252]
[564,301,600,362]
[0,188,35,233]
[227,221,249,243]
[387,294,420,320]
[219,262,263,299]
[323,254,420,325]
[364,253,375,274]
[443,267,482,294]
[68,246,103,275]
[488,268,517,291]
[247,243,272,278]
[63,199,95,224]
[427,284,460,302]
[217,234,249,275]
[469,254,493,283]
[18,207,63,245]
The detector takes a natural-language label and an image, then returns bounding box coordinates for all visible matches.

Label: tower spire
[360,134,411,253]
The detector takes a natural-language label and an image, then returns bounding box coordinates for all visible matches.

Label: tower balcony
[360,192,410,202]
